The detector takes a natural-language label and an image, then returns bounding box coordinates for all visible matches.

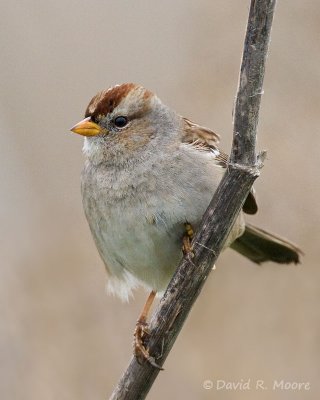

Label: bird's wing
[181,117,228,167]
[181,117,258,214]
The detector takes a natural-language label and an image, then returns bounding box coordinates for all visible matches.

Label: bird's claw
[133,320,163,370]
[182,222,195,258]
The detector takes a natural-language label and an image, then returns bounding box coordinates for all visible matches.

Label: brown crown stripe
[85,83,137,118]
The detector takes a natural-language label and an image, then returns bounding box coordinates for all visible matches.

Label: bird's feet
[133,319,163,369]
[182,222,195,259]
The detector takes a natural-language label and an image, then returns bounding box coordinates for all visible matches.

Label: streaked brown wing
[181,117,258,214]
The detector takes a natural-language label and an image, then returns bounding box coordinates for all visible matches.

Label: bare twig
[231,0,276,166]
[109,1,276,399]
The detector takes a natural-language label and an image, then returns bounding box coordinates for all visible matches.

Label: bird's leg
[134,290,162,369]
[182,222,194,258]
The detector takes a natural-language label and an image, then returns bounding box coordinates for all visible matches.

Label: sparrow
[71,83,301,365]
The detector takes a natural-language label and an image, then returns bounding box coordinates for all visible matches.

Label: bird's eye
[114,116,128,128]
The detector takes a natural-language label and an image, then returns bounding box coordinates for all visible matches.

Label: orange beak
[70,117,102,137]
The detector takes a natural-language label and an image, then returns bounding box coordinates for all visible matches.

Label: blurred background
[1,1,319,399]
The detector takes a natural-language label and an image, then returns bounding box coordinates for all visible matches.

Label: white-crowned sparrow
[71,83,301,364]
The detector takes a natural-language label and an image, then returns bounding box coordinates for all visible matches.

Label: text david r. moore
[205,379,310,391]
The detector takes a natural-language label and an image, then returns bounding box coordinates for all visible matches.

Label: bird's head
[71,83,178,165]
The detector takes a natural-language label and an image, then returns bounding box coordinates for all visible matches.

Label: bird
[70,82,301,365]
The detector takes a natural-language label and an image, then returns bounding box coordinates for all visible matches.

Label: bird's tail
[231,223,302,264]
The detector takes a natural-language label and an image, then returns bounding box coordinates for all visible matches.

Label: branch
[231,0,276,166]
[109,1,276,399]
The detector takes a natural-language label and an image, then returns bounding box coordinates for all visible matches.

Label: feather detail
[181,116,258,214]
[181,117,228,167]
[182,117,220,145]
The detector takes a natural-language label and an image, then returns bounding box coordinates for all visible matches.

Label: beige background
[1,1,319,399]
